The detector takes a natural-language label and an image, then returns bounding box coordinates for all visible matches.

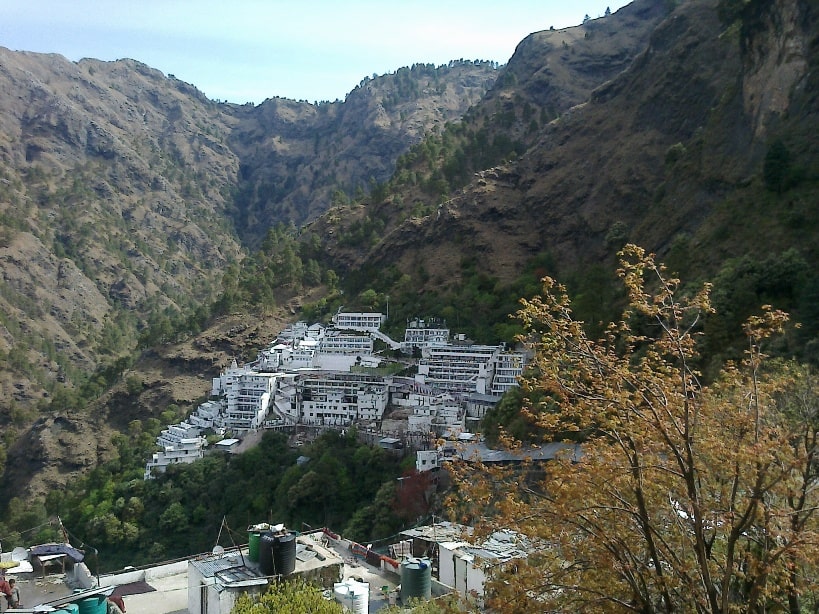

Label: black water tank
[272,532,297,576]
[259,532,276,576]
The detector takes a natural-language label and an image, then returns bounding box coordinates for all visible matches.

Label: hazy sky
[2,1,631,105]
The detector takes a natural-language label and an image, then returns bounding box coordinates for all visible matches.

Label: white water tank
[333,579,369,614]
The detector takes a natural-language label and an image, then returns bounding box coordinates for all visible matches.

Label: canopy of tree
[451,245,818,612]
[35,430,405,571]
[231,578,344,613]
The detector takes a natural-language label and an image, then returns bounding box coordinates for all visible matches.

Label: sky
[1,1,631,105]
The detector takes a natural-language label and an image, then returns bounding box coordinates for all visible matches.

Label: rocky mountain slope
[312,0,818,306]
[0,51,496,434]
[0,51,242,409]
[0,51,499,499]
[228,61,500,246]
[308,0,673,271]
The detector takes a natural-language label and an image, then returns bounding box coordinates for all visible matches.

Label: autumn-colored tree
[451,245,818,613]
[380,595,463,613]
[394,469,435,523]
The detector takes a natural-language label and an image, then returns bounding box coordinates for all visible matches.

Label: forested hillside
[0,51,498,501]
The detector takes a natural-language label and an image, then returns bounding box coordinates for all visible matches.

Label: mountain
[310,0,818,323]
[228,61,500,246]
[0,48,497,451]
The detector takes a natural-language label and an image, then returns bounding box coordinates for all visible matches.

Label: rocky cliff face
[307,0,674,273]
[740,0,812,138]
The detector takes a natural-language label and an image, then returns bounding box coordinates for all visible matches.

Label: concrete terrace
[5,530,403,614]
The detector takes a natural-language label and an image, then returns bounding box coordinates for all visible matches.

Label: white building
[298,372,388,425]
[331,311,386,332]
[186,531,345,614]
[437,531,529,606]
[430,403,464,437]
[188,400,224,431]
[156,422,202,449]
[256,344,287,371]
[281,339,319,370]
[277,321,309,343]
[416,449,442,472]
[145,436,207,479]
[402,318,449,354]
[490,351,526,396]
[416,344,502,394]
[271,374,300,424]
[390,378,451,409]
[213,361,279,433]
[399,523,529,606]
[307,323,326,339]
[319,330,374,355]
[464,394,500,433]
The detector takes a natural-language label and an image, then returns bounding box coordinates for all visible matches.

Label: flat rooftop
[5,530,401,614]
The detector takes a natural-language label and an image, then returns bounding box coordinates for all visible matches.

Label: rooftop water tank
[247,530,261,562]
[400,557,432,602]
[272,532,297,576]
[334,580,369,614]
[77,596,106,614]
[258,532,276,576]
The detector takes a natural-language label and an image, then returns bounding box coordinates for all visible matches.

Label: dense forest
[0,429,431,571]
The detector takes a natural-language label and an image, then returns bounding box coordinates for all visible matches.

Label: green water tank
[77,595,106,614]
[400,557,432,602]
[248,530,261,562]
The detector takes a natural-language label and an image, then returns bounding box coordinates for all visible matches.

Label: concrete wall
[71,562,96,589]
[98,560,188,588]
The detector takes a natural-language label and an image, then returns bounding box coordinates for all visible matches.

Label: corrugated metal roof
[189,552,250,578]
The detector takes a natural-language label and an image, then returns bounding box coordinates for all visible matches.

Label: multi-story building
[331,311,386,332]
[415,344,502,394]
[188,400,224,431]
[157,422,202,449]
[144,436,207,479]
[390,378,451,409]
[464,393,500,432]
[281,340,318,370]
[429,403,464,437]
[319,330,374,355]
[307,323,326,339]
[490,351,526,396]
[212,362,278,433]
[402,318,449,354]
[277,321,309,343]
[298,372,388,425]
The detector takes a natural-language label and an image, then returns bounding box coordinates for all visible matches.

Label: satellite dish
[11,548,27,562]
[212,545,225,556]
